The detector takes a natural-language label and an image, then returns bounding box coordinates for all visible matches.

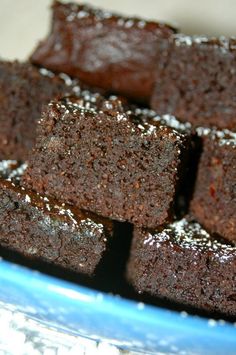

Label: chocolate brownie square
[191,128,236,242]
[22,93,190,228]
[0,167,113,275]
[0,60,81,160]
[126,217,236,316]
[30,1,176,103]
[151,34,236,130]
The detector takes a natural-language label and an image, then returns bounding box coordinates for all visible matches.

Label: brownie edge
[31,1,176,103]
[0,178,113,276]
[22,93,190,228]
[191,128,236,242]
[127,218,236,316]
[151,34,236,130]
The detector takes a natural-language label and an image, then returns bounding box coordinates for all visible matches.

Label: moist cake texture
[22,92,190,228]
[31,1,176,103]
[0,163,113,275]
[0,60,81,160]
[151,34,236,130]
[191,127,236,242]
[127,217,236,316]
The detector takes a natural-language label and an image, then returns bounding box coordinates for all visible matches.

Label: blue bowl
[0,259,235,354]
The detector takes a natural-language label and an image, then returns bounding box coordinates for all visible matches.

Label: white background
[1,0,236,60]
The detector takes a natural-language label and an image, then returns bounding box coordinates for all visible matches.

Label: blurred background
[1,0,236,60]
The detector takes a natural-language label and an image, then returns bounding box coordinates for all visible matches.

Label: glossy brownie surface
[31,1,176,103]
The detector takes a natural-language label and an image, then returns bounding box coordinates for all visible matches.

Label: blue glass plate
[0,259,235,354]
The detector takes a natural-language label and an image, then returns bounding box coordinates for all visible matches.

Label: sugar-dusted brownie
[22,93,190,228]
[0,60,82,160]
[0,173,113,275]
[191,128,236,242]
[30,1,176,103]
[126,217,236,316]
[151,34,236,130]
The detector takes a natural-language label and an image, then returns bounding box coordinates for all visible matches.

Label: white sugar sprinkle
[25,195,31,203]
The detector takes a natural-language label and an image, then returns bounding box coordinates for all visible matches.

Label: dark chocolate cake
[0,60,81,160]
[1,0,236,319]
[22,92,190,228]
[0,162,113,275]
[191,127,236,242]
[127,217,236,316]
[30,1,176,103]
[151,34,236,130]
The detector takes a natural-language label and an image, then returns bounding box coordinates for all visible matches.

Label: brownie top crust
[127,217,236,316]
[54,1,176,34]
[0,178,113,234]
[31,1,176,102]
[173,34,236,50]
[0,161,113,275]
[51,92,190,138]
[0,60,82,94]
[146,218,235,260]
[0,158,112,234]
[151,33,236,131]
[196,126,236,147]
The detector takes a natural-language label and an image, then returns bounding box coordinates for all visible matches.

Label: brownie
[0,60,82,160]
[126,217,236,316]
[22,93,190,228]
[0,168,113,275]
[191,127,236,243]
[151,34,236,130]
[30,1,176,103]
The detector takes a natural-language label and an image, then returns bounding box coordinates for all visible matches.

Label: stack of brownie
[1,0,236,318]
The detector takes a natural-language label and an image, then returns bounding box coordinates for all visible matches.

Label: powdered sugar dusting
[144,218,236,263]
[39,67,55,78]
[197,127,236,147]
[174,34,236,56]
[7,163,28,181]
[134,108,190,133]
[0,160,19,178]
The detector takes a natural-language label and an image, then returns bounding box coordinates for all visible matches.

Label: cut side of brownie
[191,127,236,243]
[126,217,236,316]
[0,60,82,160]
[151,34,236,130]
[22,93,191,228]
[0,167,113,276]
[30,1,176,103]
